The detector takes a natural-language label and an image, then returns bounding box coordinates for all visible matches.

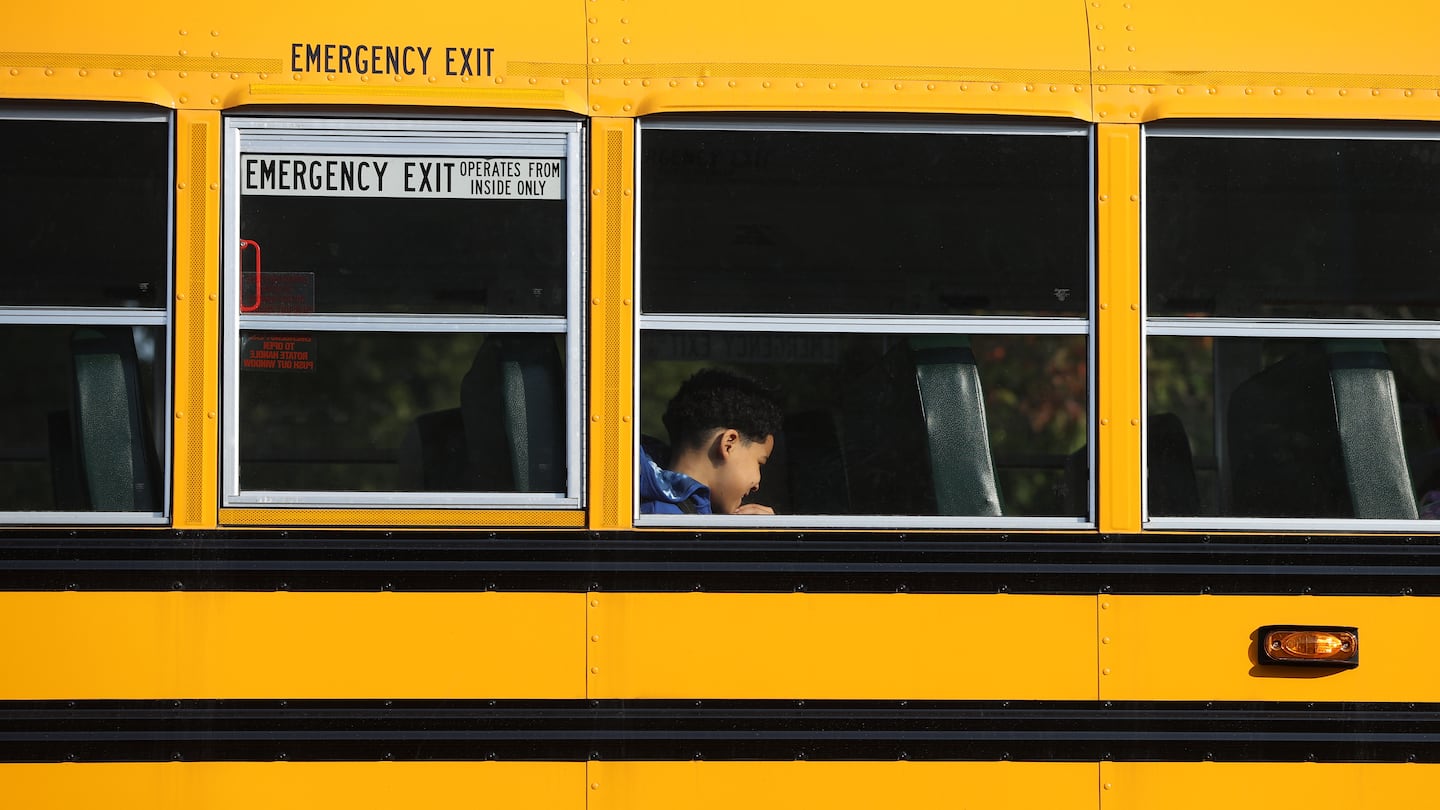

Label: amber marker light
[1257,625,1359,669]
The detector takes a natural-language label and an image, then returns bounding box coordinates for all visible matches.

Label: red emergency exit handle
[239,239,262,312]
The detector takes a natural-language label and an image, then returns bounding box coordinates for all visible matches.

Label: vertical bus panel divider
[588,118,636,530]
[173,110,221,529]
[1095,124,1143,534]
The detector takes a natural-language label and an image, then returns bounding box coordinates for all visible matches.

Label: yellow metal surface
[1096,124,1142,534]
[172,110,220,530]
[587,118,636,530]
[0,0,588,112]
[0,762,581,809]
[587,593,1096,699]
[586,0,1092,118]
[1099,595,1440,702]
[1101,762,1440,810]
[0,592,584,699]
[1091,0,1440,122]
[218,508,584,527]
[590,761,1098,809]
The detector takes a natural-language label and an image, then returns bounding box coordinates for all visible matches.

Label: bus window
[223,119,583,509]
[1146,128,1440,528]
[0,110,170,522]
[637,121,1092,527]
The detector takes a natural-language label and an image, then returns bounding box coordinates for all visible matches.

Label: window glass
[239,192,566,315]
[1148,135,1440,319]
[642,129,1089,316]
[1148,336,1440,520]
[225,119,580,508]
[0,118,168,308]
[641,331,1087,518]
[0,324,165,512]
[239,331,564,493]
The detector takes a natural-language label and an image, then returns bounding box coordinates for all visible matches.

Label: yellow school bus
[3,1,1440,807]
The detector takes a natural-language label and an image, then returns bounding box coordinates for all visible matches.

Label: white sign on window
[240,155,564,200]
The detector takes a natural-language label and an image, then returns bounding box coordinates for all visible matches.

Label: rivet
[495,77,504,84]
[591,415,601,422]
[1339,89,1348,96]
[46,69,54,76]
[592,78,601,85]
[959,83,967,91]
[393,75,402,82]
[1099,111,1108,117]
[1128,45,1136,52]
[623,37,631,44]
[1049,85,1057,92]
[208,293,217,301]
[1146,86,1155,93]
[591,783,600,790]
[928,83,936,91]
[591,599,599,607]
[1177,87,1185,94]
[79,69,89,77]
[1129,111,1137,118]
[1126,24,1135,31]
[1131,418,1139,426]
[1101,419,1110,425]
[1105,783,1113,790]
[623,298,632,305]
[989,83,999,91]
[175,411,185,419]
[231,72,239,79]
[1245,87,1253,95]
[207,411,216,420]
[641,79,650,86]
[1100,303,1109,309]
[669,79,678,87]
[1103,668,1112,675]
[1099,194,1109,202]
[1129,194,1138,202]
[1097,45,1106,52]
[211,72,219,79]
[1102,637,1111,644]
[1097,85,1107,92]
[179,49,188,56]
[591,297,601,305]
[588,16,597,22]
[623,104,632,111]
[592,104,601,111]
[209,183,218,190]
[1208,87,1217,94]
[622,415,631,422]
[731,81,739,88]
[590,667,600,674]
[591,635,600,642]
[562,78,571,85]
[591,57,600,64]
[329,75,337,81]
[590,37,600,43]
[621,17,629,23]
[1307,88,1315,95]
[1128,86,1136,93]
[114,70,123,77]
[1074,84,1083,92]
[531,78,539,84]
[1096,23,1104,30]
[458,76,467,83]
[1405,89,1413,97]
[1274,88,1282,95]
[763,81,771,88]
[210,97,219,105]
[211,51,219,58]
[1372,88,1381,96]
[179,29,187,35]
[623,189,632,196]
[176,293,186,301]
[1101,602,1110,609]
[697,80,705,87]
[1024,83,1033,92]
[591,188,601,196]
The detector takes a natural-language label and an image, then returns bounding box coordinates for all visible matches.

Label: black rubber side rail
[0,700,1437,763]
[1,532,1440,595]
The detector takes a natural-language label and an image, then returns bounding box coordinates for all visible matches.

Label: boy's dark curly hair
[662,368,783,450]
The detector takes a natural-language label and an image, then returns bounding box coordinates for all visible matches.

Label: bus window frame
[1142,122,1440,532]
[633,117,1097,529]
[221,116,586,509]
[0,105,174,525]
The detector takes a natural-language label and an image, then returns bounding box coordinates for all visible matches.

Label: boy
[639,368,783,515]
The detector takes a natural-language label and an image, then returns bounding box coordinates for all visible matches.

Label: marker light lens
[1258,626,1359,668]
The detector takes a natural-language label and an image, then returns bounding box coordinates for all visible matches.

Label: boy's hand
[733,503,774,515]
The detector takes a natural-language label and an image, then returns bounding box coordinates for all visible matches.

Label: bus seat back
[70,327,158,511]
[461,336,565,492]
[911,336,1003,517]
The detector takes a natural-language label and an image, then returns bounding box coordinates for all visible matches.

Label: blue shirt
[638,446,711,514]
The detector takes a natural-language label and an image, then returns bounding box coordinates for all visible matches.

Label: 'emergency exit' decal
[241,155,564,200]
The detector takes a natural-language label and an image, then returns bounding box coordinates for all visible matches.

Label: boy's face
[711,432,775,515]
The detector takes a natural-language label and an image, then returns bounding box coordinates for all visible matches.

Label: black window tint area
[640,332,1088,517]
[239,193,566,315]
[641,129,1089,316]
[238,331,565,493]
[0,325,164,511]
[1147,336,1440,519]
[0,118,168,308]
[1148,136,1440,319]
